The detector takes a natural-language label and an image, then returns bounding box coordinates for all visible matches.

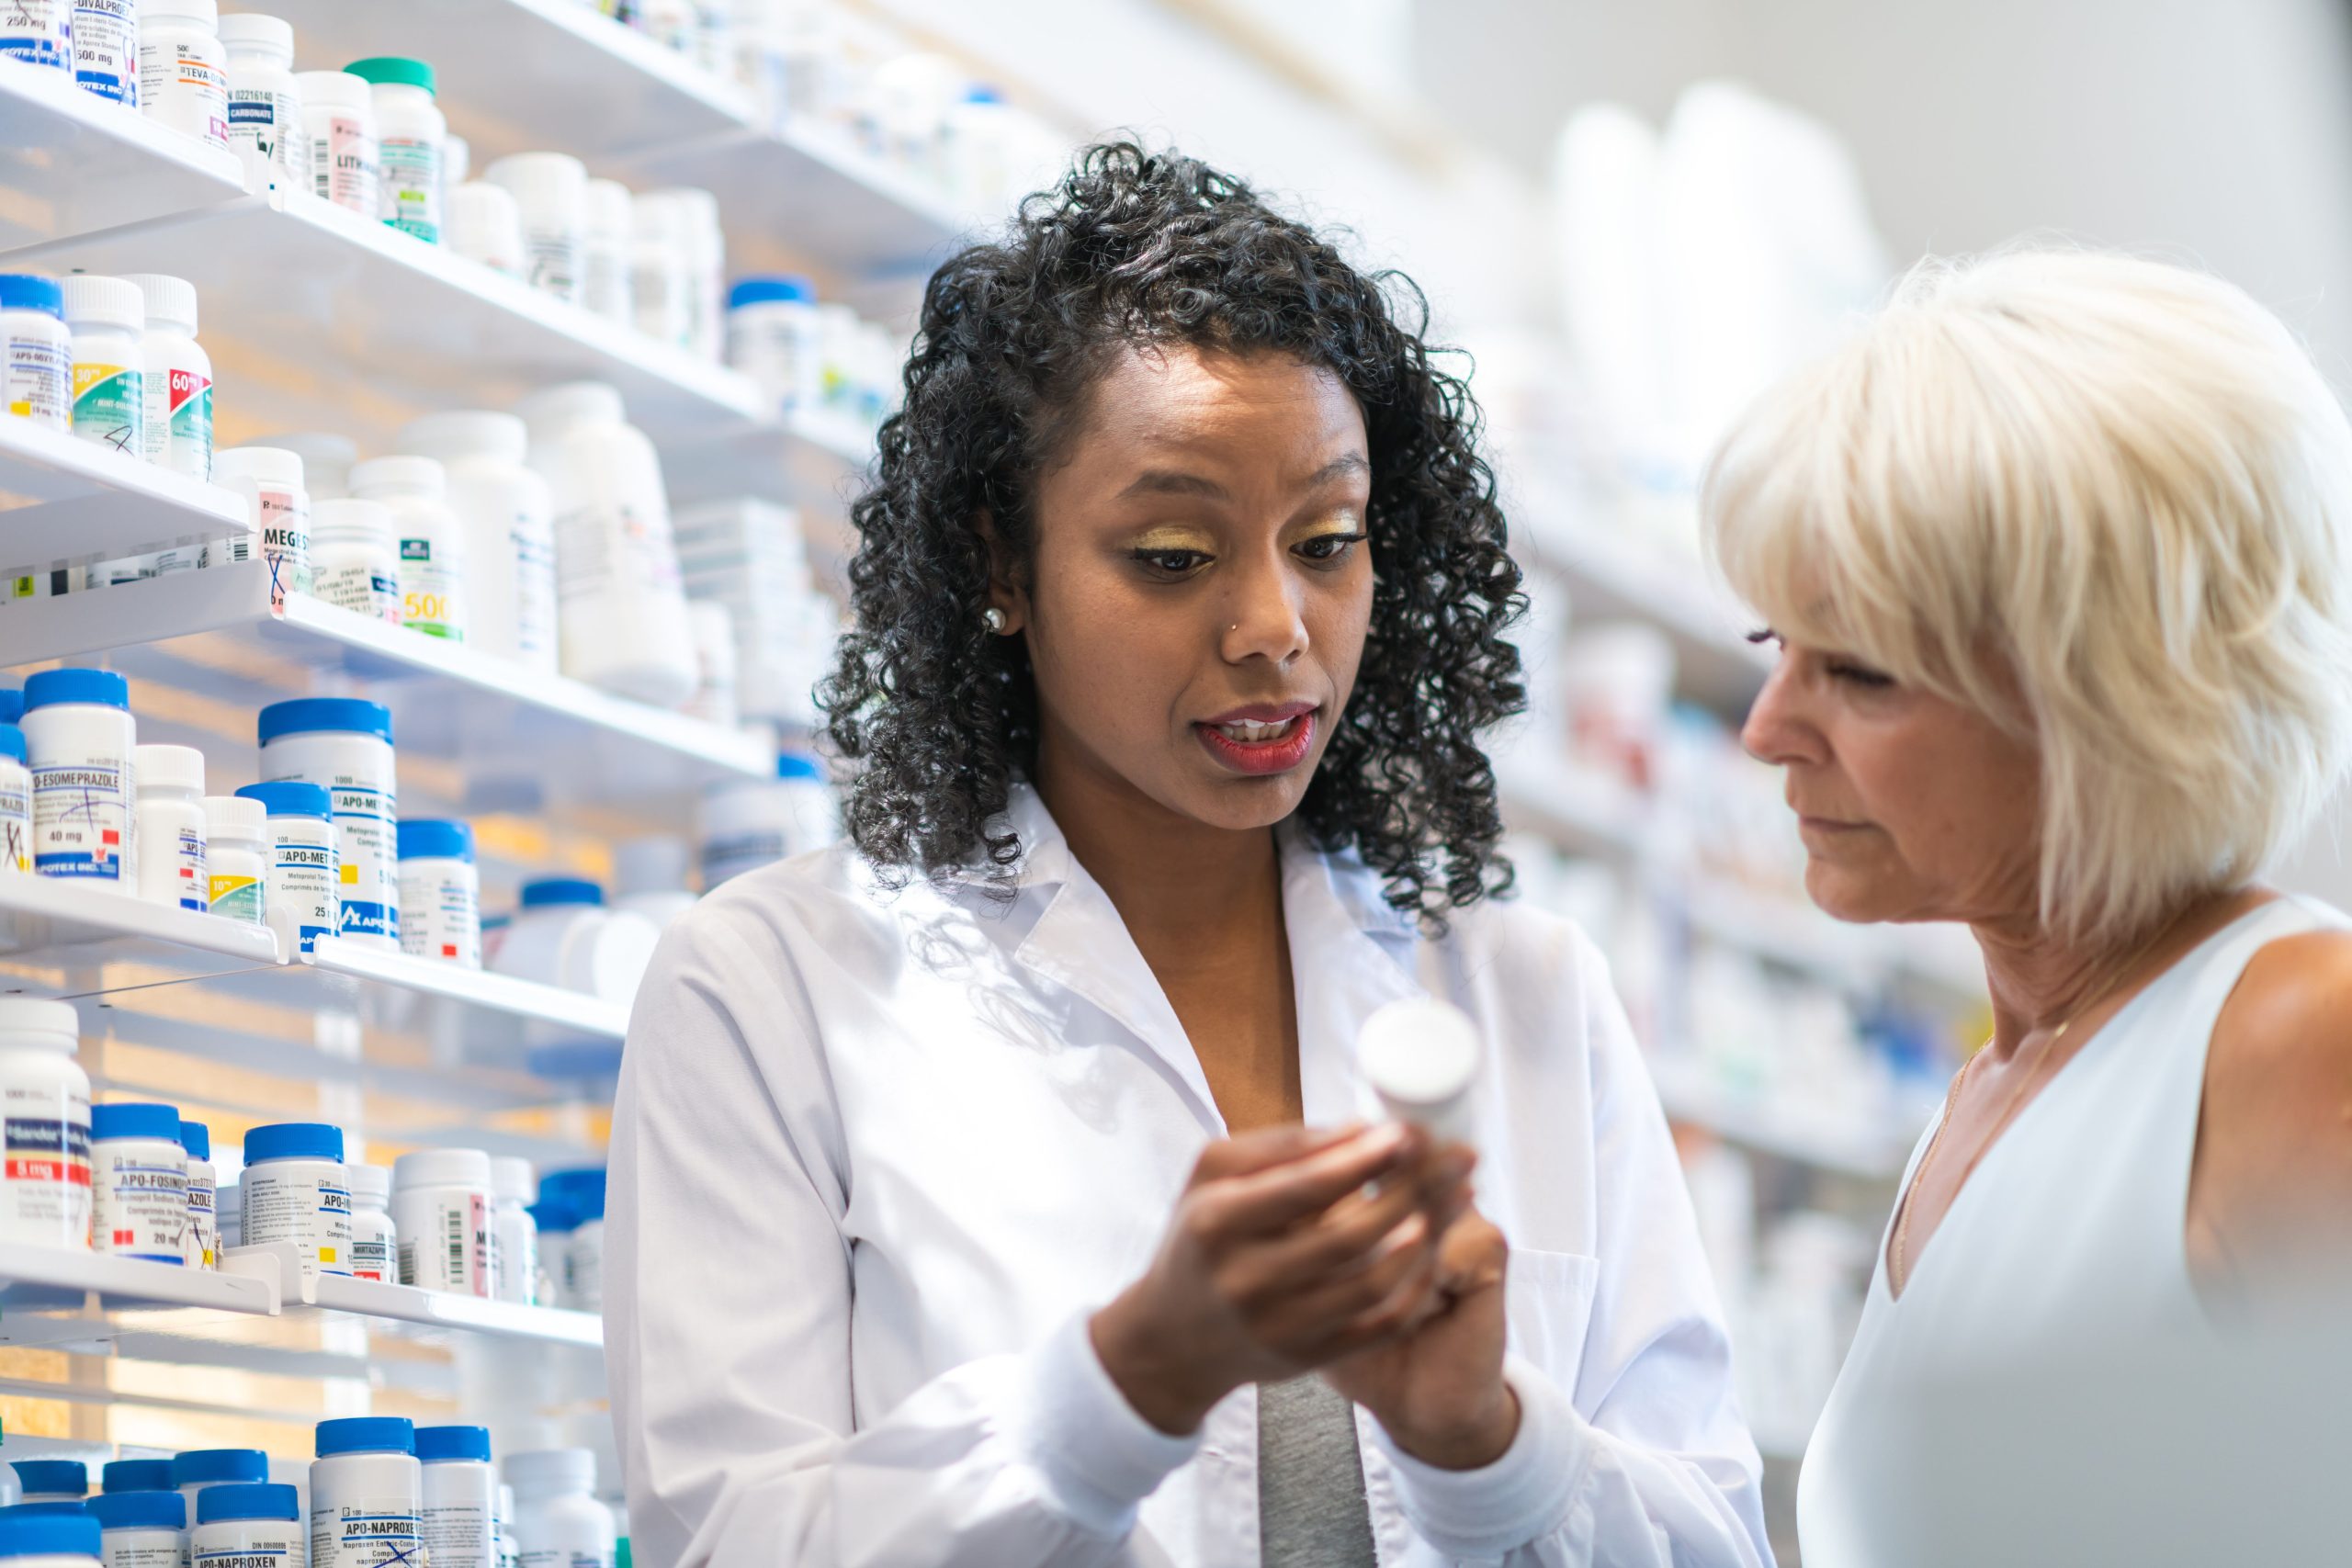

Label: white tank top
[1795,895,2348,1567]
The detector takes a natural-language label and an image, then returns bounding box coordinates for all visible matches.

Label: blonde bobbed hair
[1703,247,2352,942]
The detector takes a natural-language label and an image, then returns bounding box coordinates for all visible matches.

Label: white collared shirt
[607,784,1771,1567]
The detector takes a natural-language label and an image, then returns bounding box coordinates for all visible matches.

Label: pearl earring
[983,606,1009,635]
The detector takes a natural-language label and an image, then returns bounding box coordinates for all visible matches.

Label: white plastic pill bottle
[257,698,399,949]
[390,1147,492,1297]
[488,1156,537,1306]
[212,445,313,606]
[118,274,211,478]
[239,1121,352,1281]
[415,1427,496,1568]
[138,0,228,148]
[348,455,469,642]
[514,382,695,705]
[527,1201,572,1308]
[234,780,337,956]
[23,667,138,886]
[0,1508,102,1568]
[629,191,690,349]
[394,411,558,670]
[71,0,138,106]
[395,818,480,968]
[490,880,658,1008]
[0,997,92,1251]
[725,274,820,417]
[536,1168,605,1314]
[346,56,443,243]
[0,722,35,875]
[200,794,266,925]
[0,273,73,432]
[296,70,379,217]
[87,1485,187,1568]
[0,2,71,73]
[580,178,635,324]
[445,181,526,276]
[310,498,403,624]
[191,1482,304,1568]
[179,1117,216,1269]
[220,12,306,191]
[699,751,838,886]
[173,1450,269,1520]
[131,743,207,911]
[505,1450,612,1568]
[310,1417,421,1568]
[494,1484,519,1568]
[90,1101,187,1263]
[483,152,586,302]
[345,1161,395,1282]
[683,600,739,728]
[646,186,724,361]
[59,276,144,458]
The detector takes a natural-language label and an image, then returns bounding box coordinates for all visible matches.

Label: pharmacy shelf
[0,1247,280,1336]
[0,415,254,574]
[1646,1055,1919,1182]
[667,406,876,513]
[265,0,756,165]
[0,56,249,253]
[227,1243,603,1348]
[296,937,628,1041]
[0,561,773,808]
[0,874,280,992]
[6,190,766,446]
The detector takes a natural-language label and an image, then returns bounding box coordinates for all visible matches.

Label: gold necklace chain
[1890,904,2200,1294]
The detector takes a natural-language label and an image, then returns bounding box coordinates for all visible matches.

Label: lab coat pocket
[1504,1247,1601,1393]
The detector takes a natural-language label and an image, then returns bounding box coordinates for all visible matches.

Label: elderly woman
[1701,249,2352,1563]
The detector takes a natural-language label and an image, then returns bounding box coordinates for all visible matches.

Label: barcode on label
[446,1203,466,1281]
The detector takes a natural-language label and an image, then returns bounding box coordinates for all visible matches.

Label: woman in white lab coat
[607,141,1771,1568]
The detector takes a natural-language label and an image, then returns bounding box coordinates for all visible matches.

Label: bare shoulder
[2215,926,2352,1088]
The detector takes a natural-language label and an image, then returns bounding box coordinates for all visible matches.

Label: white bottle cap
[1356,996,1483,1146]
[394,1147,493,1190]
[484,151,588,206]
[202,795,267,841]
[59,274,143,332]
[0,998,81,1045]
[514,380,625,434]
[133,743,206,795]
[489,1156,536,1205]
[118,274,198,335]
[213,446,305,491]
[254,432,357,498]
[345,1163,390,1208]
[505,1449,596,1499]
[396,411,527,466]
[293,70,372,113]
[217,13,292,59]
[348,454,447,498]
[311,496,395,543]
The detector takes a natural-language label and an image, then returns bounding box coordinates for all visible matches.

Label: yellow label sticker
[340,863,359,884]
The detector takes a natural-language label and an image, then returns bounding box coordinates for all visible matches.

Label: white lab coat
[607,783,1770,1567]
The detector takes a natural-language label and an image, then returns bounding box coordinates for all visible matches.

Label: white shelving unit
[0,56,247,251]
[0,418,254,575]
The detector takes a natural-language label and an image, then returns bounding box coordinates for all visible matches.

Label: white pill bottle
[89,1101,187,1263]
[345,1162,395,1282]
[200,795,266,925]
[220,13,306,191]
[310,498,404,625]
[514,381,696,705]
[415,1426,497,1568]
[395,818,480,968]
[390,1147,492,1297]
[0,722,35,875]
[482,152,585,302]
[59,275,144,458]
[349,455,469,642]
[0,998,92,1251]
[296,69,379,217]
[257,698,399,949]
[173,1450,270,1518]
[394,411,559,671]
[131,743,208,912]
[0,1509,102,1567]
[505,1450,613,1568]
[86,1487,186,1568]
[239,1121,353,1281]
[119,274,211,479]
[346,57,443,243]
[211,445,314,606]
[310,1417,422,1568]
[179,1117,217,1269]
[136,0,229,149]
[489,1156,537,1306]
[71,0,138,107]
[22,668,137,886]
[0,273,73,432]
[235,780,338,956]
[192,1482,305,1568]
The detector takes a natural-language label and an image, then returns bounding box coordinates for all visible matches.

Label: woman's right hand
[1089,1122,1471,1436]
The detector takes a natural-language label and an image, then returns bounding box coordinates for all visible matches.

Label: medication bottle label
[516,1551,608,1568]
[92,1147,186,1259]
[350,1230,391,1281]
[272,834,337,953]
[2,1105,92,1241]
[168,367,214,468]
[71,360,141,454]
[257,486,314,605]
[0,3,72,70]
[104,1536,183,1568]
[5,333,69,426]
[379,137,441,243]
[71,0,136,104]
[32,761,129,879]
[209,870,263,920]
[312,1500,424,1568]
[241,1168,354,1279]
[312,113,379,214]
[422,1498,493,1568]
[171,825,208,910]
[187,1178,217,1267]
[400,539,462,639]
[317,782,398,942]
[317,563,401,624]
[0,777,29,873]
[525,231,581,299]
[195,1537,302,1567]
[139,41,227,143]
[400,872,481,966]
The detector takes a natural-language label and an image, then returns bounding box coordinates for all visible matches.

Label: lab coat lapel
[1280,823,1428,1128]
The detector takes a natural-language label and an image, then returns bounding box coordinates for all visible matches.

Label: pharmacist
[609,143,1771,1568]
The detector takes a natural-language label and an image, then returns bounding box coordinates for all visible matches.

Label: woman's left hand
[1319,1194,1518,1470]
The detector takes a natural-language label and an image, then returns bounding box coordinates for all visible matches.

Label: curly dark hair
[818,140,1528,926]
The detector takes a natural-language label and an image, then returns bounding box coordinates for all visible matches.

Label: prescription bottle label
[258,485,313,605]
[379,136,441,243]
[274,837,337,953]
[5,334,68,426]
[2,1112,92,1243]
[209,871,262,920]
[0,777,29,874]
[71,360,142,454]
[72,0,136,105]
[169,367,213,460]
[32,761,129,878]
[170,826,207,910]
[312,113,379,215]
[400,537,462,639]
[0,4,71,71]
[312,1500,423,1568]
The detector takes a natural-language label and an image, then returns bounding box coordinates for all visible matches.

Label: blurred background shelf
[0,418,253,574]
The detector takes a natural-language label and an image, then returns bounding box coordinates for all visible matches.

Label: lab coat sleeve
[1367,927,1774,1566]
[607,903,1201,1568]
